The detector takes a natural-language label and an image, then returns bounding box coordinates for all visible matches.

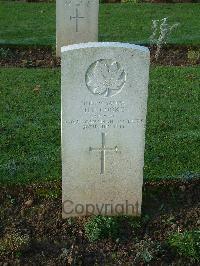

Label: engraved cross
[70,8,85,32]
[89,133,118,175]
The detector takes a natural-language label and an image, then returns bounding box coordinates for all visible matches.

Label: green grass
[0,68,61,184]
[0,2,199,46]
[145,66,200,180]
[168,230,200,261]
[0,67,199,184]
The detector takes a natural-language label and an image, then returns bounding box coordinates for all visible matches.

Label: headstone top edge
[61,42,150,55]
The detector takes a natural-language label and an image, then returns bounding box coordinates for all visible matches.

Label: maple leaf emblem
[86,59,126,97]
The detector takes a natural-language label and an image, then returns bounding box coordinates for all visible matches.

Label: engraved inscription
[66,118,142,130]
[85,60,126,97]
[89,133,118,174]
[65,0,83,6]
[65,0,92,7]
[83,100,125,114]
[70,8,85,32]
[65,100,144,130]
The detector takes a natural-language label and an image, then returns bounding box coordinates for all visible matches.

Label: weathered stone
[56,0,99,56]
[62,42,150,217]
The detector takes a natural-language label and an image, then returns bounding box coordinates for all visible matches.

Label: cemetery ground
[0,2,200,67]
[0,1,200,265]
[0,2,200,46]
[1,69,200,263]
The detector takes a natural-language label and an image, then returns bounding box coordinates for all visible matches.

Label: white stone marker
[62,42,150,218]
[56,0,99,57]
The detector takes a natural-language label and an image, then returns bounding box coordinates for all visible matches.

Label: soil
[0,178,199,265]
[0,45,199,68]
[0,42,199,265]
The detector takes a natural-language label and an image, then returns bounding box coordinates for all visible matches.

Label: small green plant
[128,216,142,229]
[187,49,200,64]
[84,215,142,242]
[84,216,121,242]
[0,48,13,59]
[0,231,30,256]
[139,249,153,263]
[168,230,200,261]
[85,215,140,242]
[134,239,162,263]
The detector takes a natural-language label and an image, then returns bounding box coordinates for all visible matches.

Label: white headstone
[56,0,99,57]
[62,42,150,218]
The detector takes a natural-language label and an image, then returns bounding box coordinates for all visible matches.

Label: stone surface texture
[56,0,99,56]
[62,42,150,218]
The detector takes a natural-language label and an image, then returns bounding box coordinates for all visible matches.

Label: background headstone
[62,42,150,218]
[56,0,99,57]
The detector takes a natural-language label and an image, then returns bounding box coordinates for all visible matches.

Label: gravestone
[62,42,150,218]
[56,0,99,57]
